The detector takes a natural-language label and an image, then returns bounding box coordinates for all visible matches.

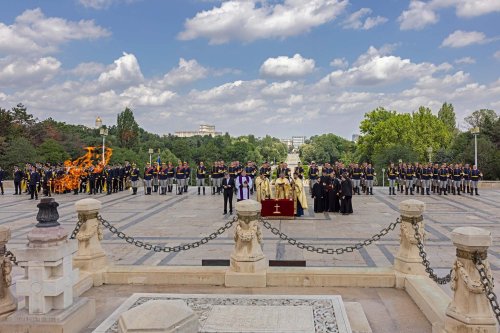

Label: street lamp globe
[95,116,102,129]
[148,148,154,154]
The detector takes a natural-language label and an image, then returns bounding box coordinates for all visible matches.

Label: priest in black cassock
[320,170,331,212]
[311,178,324,213]
[339,173,353,215]
[328,172,341,213]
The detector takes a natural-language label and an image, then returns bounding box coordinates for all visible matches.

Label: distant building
[292,136,306,148]
[175,124,222,138]
[351,134,360,142]
[281,139,293,148]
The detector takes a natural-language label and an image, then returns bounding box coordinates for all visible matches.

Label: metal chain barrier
[96,215,237,253]
[473,253,500,324]
[259,216,401,255]
[410,218,452,284]
[69,216,85,240]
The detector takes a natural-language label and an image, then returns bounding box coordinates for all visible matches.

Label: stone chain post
[225,199,267,288]
[74,198,107,287]
[0,226,16,319]
[445,227,497,333]
[394,199,426,281]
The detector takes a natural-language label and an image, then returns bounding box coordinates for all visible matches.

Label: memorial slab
[92,293,352,333]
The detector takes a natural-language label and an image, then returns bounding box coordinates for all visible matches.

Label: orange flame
[53,147,113,193]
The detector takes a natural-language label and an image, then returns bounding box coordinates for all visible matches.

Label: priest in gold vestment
[292,173,308,217]
[274,173,291,199]
[255,173,272,202]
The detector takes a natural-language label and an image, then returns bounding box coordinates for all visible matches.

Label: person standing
[13,166,23,195]
[311,178,324,213]
[339,173,353,215]
[350,163,362,195]
[328,172,341,213]
[222,172,235,215]
[470,165,482,196]
[452,164,463,195]
[308,162,319,194]
[387,163,397,195]
[183,162,191,193]
[438,163,449,195]
[292,173,308,217]
[245,161,256,194]
[364,163,375,195]
[0,166,4,195]
[166,162,175,193]
[210,161,218,195]
[143,162,153,195]
[175,161,186,195]
[235,169,253,201]
[255,173,271,202]
[196,161,207,195]
[275,173,291,200]
[259,161,272,180]
[421,163,431,195]
[159,162,168,195]
[28,165,40,200]
[130,163,140,195]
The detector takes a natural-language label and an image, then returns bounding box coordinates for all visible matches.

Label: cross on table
[273,203,281,214]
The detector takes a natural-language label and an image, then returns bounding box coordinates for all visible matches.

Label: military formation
[386,162,483,196]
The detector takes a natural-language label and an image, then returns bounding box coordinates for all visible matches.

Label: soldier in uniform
[175,161,186,195]
[414,162,421,194]
[13,166,23,195]
[152,162,160,193]
[143,162,153,195]
[130,163,140,195]
[387,162,397,195]
[421,163,431,195]
[462,163,471,194]
[403,163,415,195]
[245,161,256,194]
[105,165,113,195]
[350,163,362,195]
[0,166,4,195]
[183,162,191,193]
[196,161,207,195]
[211,161,218,195]
[470,165,482,196]
[438,163,449,195]
[432,163,439,193]
[43,164,54,197]
[295,162,304,177]
[452,163,463,195]
[159,162,168,195]
[123,161,131,190]
[259,161,271,180]
[166,162,175,193]
[308,161,319,194]
[365,163,375,195]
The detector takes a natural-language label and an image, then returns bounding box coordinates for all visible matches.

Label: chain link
[473,253,500,324]
[410,218,452,284]
[69,215,85,240]
[259,217,401,255]
[97,215,236,252]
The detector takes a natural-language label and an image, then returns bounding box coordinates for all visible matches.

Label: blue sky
[0,0,499,139]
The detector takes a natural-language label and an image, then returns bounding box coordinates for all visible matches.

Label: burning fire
[53,147,113,193]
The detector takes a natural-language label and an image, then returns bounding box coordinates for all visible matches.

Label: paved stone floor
[1,186,499,332]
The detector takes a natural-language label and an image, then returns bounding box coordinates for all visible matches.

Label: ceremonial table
[261,199,295,219]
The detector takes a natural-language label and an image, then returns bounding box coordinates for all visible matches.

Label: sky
[0,0,499,140]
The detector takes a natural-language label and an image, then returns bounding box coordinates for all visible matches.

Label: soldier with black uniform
[183,162,191,193]
[350,164,362,195]
[196,161,207,195]
[159,162,168,195]
[211,161,219,195]
[438,163,449,195]
[295,162,304,177]
[365,163,375,195]
[387,162,397,195]
[130,163,140,195]
[308,162,319,194]
[245,161,256,194]
[144,162,153,195]
[105,165,113,195]
[43,164,54,197]
[152,162,159,193]
[166,162,175,193]
[470,165,482,196]
[259,162,271,180]
[452,163,463,195]
[28,165,40,200]
[175,161,186,195]
[462,163,471,194]
[421,163,431,195]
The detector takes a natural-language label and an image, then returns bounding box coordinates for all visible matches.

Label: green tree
[438,102,456,134]
[0,137,38,173]
[37,139,70,164]
[464,109,497,130]
[116,107,139,149]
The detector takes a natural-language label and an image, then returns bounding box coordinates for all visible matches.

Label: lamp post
[148,148,153,165]
[95,117,108,165]
[381,168,385,188]
[426,146,433,163]
[471,127,480,167]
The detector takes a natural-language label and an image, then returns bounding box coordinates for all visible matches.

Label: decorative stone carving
[445,227,497,333]
[0,226,16,318]
[73,198,107,286]
[226,200,267,287]
[394,199,427,277]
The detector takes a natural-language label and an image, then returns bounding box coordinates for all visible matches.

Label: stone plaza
[0,182,499,332]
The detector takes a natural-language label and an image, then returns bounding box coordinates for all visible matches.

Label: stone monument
[394,199,427,282]
[1,198,95,333]
[0,226,16,319]
[445,227,497,333]
[225,199,267,287]
[74,198,107,287]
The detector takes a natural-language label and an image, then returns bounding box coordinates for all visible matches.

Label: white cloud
[0,56,61,87]
[0,8,110,55]
[161,58,208,87]
[79,0,114,9]
[494,50,500,60]
[398,0,500,30]
[398,1,438,30]
[342,8,388,30]
[121,85,176,106]
[455,57,476,64]
[330,57,349,69]
[260,54,315,78]
[69,62,107,77]
[178,0,348,44]
[97,52,144,88]
[441,30,489,48]
[321,46,450,87]
[261,80,299,96]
